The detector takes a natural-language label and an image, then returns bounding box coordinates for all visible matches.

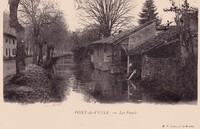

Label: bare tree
[18,0,60,65]
[9,0,26,75]
[40,12,69,61]
[76,0,135,37]
[164,0,198,62]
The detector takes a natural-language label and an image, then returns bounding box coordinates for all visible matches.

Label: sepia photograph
[1,0,199,129]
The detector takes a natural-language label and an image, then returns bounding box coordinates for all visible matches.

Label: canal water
[54,56,152,104]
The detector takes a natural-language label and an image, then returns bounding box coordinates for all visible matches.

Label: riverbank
[3,65,65,104]
[3,54,73,104]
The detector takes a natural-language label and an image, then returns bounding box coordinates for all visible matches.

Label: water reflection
[55,56,148,103]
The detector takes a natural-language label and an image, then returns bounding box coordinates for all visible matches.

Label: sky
[2,0,199,31]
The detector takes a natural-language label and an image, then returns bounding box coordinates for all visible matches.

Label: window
[103,53,111,62]
[6,38,8,43]
[14,49,16,55]
[8,48,11,57]
[6,49,8,56]
[13,39,15,45]
[9,48,10,56]
[12,49,15,55]
[91,55,94,62]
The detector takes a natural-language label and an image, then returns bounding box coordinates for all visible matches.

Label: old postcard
[0,0,199,129]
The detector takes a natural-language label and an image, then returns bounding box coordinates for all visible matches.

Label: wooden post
[127,37,130,100]
[127,54,130,100]
[127,81,130,100]
[112,46,114,63]
[127,54,130,75]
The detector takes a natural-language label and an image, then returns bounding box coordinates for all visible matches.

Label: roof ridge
[90,20,156,45]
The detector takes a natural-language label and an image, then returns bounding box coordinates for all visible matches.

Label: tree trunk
[51,47,54,59]
[38,44,43,65]
[46,45,51,61]
[9,0,26,75]
[32,44,38,64]
[32,30,40,64]
[16,31,26,74]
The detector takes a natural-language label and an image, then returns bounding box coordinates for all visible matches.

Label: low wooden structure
[89,20,158,74]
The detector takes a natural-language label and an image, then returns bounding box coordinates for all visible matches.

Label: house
[89,20,158,73]
[128,10,198,81]
[3,12,17,59]
[3,12,34,58]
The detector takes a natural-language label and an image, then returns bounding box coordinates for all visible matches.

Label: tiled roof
[129,26,181,55]
[90,20,156,46]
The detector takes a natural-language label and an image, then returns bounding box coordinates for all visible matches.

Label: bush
[140,67,197,103]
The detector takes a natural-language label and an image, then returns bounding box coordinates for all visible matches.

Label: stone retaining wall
[141,55,180,81]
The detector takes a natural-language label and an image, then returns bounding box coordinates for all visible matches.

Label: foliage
[140,68,197,103]
[70,26,101,50]
[40,11,69,49]
[138,0,161,25]
[81,26,101,45]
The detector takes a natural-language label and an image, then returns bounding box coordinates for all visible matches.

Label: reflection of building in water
[55,56,152,103]
[73,67,147,103]
[89,70,129,102]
